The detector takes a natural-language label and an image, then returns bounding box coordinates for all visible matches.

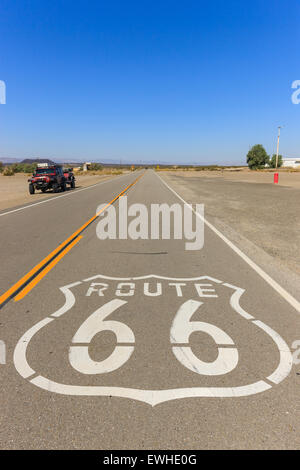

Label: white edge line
[0,172,131,217]
[156,172,300,314]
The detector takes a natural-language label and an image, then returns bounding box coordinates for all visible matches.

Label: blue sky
[0,0,299,164]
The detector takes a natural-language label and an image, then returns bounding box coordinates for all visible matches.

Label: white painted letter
[116,283,135,296]
[169,283,186,297]
[86,283,108,296]
[144,282,162,296]
[195,283,218,298]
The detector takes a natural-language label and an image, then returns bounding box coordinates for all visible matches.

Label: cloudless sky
[0,0,299,164]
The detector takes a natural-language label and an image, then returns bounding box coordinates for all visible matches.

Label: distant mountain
[21,158,56,165]
[0,157,20,163]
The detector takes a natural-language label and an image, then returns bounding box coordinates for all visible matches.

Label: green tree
[246,144,270,169]
[0,161,3,173]
[269,154,283,168]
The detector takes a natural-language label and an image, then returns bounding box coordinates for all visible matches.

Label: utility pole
[275,126,282,169]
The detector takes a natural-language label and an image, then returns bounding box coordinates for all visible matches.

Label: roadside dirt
[0,173,120,211]
[160,170,300,300]
[160,168,300,188]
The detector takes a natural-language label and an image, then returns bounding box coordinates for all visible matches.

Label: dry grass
[157,166,300,173]
[73,168,125,176]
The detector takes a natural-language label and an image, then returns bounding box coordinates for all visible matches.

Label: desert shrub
[89,163,103,171]
[195,165,220,171]
[3,166,15,176]
[11,163,37,173]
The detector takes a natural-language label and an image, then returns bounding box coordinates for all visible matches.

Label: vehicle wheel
[53,184,59,193]
[41,188,47,193]
[29,183,35,195]
[61,181,66,192]
[71,179,75,189]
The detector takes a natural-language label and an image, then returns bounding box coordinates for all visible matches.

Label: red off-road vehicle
[28,163,67,194]
[63,168,76,189]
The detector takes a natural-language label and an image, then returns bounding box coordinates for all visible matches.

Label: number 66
[69,299,238,376]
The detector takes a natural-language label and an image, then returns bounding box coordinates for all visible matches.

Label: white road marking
[51,282,82,317]
[13,276,293,405]
[29,375,272,406]
[143,282,162,296]
[171,299,239,376]
[172,346,239,376]
[168,283,186,297]
[14,317,54,378]
[70,299,135,375]
[224,284,254,320]
[156,172,300,314]
[170,300,235,344]
[83,274,223,282]
[254,320,293,384]
[69,346,135,375]
[0,173,128,217]
[71,299,134,344]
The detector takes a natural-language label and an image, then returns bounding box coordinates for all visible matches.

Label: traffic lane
[0,170,300,448]
[0,169,298,448]
[0,171,142,296]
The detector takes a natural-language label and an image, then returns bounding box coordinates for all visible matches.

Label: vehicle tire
[53,183,59,193]
[41,188,47,193]
[29,183,35,195]
[61,181,66,192]
[71,179,75,189]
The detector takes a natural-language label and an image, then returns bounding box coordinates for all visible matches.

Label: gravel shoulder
[165,168,300,188]
[159,170,300,301]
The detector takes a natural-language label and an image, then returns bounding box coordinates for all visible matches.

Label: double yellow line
[0,173,143,307]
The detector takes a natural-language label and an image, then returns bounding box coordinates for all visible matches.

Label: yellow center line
[0,172,143,306]
[14,236,83,301]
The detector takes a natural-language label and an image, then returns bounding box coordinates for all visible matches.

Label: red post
[274,172,279,184]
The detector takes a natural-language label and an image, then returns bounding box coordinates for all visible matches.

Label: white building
[83,162,91,171]
[282,157,300,168]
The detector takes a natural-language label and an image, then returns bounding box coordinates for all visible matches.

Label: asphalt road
[0,169,300,449]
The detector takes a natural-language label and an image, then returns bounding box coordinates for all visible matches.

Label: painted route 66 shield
[14,274,293,406]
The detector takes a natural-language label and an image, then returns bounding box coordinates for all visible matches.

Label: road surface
[0,169,299,449]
